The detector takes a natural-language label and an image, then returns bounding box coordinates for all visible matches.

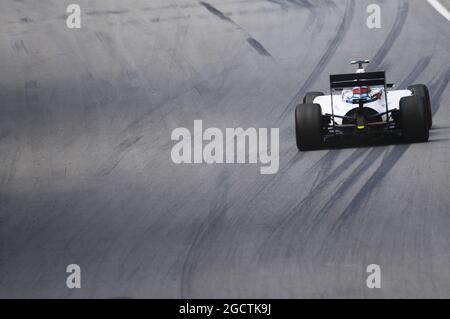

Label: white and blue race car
[295,60,432,151]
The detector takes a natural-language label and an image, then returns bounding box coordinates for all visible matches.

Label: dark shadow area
[325,136,406,150]
[427,137,450,143]
[430,125,450,131]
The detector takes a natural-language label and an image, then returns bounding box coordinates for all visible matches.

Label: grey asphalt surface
[0,0,449,298]
[441,0,450,11]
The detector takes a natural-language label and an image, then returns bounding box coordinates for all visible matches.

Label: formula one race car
[295,60,432,151]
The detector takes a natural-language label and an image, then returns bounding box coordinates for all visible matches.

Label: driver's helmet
[343,86,382,104]
[352,86,371,99]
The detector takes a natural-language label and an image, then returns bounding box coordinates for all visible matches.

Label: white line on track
[427,0,450,21]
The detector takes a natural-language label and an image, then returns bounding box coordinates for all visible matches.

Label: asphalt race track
[1,0,450,298]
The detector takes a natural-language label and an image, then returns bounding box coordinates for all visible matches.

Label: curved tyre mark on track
[278,0,355,120]
[180,170,230,297]
[262,148,387,263]
[259,148,368,251]
[330,144,408,233]
[302,147,386,236]
[398,56,432,89]
[368,1,409,70]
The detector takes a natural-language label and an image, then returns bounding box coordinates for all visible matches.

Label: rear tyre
[400,95,429,143]
[303,92,324,104]
[408,84,432,128]
[295,103,323,151]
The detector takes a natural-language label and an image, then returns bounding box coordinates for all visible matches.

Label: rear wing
[329,71,386,89]
[328,71,390,133]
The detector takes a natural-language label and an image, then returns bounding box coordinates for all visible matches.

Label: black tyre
[295,103,323,151]
[408,84,432,128]
[400,95,429,143]
[303,92,324,104]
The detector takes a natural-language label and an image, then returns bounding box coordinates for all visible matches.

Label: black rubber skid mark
[330,145,408,234]
[247,37,273,57]
[304,147,386,236]
[259,148,367,250]
[268,0,314,8]
[286,0,314,8]
[199,1,233,23]
[86,10,128,16]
